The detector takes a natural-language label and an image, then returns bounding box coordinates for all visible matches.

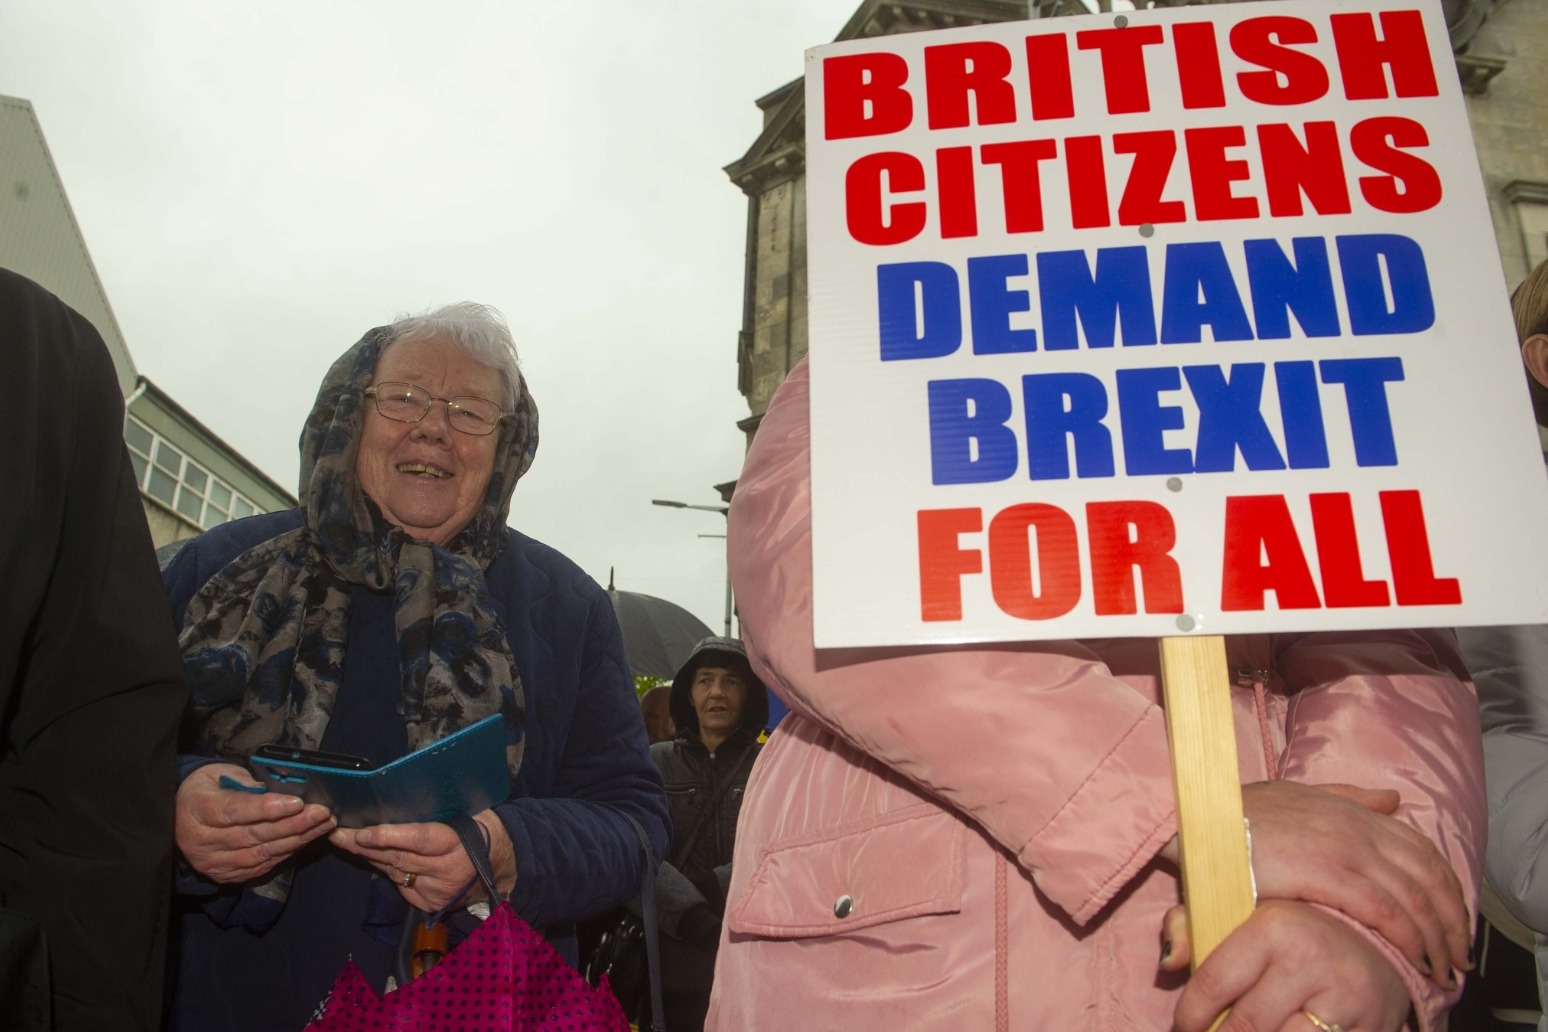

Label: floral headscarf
[178,326,538,905]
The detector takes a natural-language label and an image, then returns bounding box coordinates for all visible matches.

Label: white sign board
[805,0,1548,648]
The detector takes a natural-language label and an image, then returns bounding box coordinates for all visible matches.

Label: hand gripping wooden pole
[1160,634,1256,978]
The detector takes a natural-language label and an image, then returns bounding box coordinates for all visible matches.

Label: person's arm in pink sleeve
[1273,627,1484,1029]
[729,359,1177,922]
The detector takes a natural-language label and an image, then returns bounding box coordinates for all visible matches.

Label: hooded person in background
[647,637,768,1031]
[0,268,187,1031]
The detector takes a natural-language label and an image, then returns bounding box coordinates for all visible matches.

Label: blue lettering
[1336,234,1435,336]
[1320,357,1404,466]
[1160,242,1255,344]
[1274,361,1330,469]
[1184,364,1286,473]
[1244,237,1341,339]
[967,254,1038,355]
[878,262,962,361]
[1021,373,1115,481]
[927,378,1019,484]
[1036,246,1157,350]
[1116,367,1193,475]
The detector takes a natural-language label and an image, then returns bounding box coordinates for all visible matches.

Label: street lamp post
[652,499,733,637]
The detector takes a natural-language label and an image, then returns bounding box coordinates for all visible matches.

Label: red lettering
[1025,34,1075,121]
[981,139,1057,233]
[1172,22,1226,110]
[845,152,926,246]
[936,147,978,239]
[1113,131,1186,226]
[1076,25,1166,115]
[1380,490,1461,605]
[1086,501,1183,616]
[1331,10,1439,100]
[824,53,914,140]
[988,504,1081,620]
[1186,126,1259,221]
[1065,136,1111,229]
[1350,116,1442,214]
[1221,495,1322,611]
[1258,122,1352,217]
[925,41,1016,130]
[1231,17,1330,106]
[918,508,983,621]
[1308,493,1390,608]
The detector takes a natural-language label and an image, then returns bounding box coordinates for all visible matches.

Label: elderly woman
[163,303,669,1031]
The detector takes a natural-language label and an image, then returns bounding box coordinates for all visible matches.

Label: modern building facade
[1,94,296,548]
[0,95,137,394]
[724,0,1547,447]
[123,379,295,548]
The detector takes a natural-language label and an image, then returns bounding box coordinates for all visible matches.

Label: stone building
[1457,0,1548,280]
[1,94,296,548]
[723,0,1546,447]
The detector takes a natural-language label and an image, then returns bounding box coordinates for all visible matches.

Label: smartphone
[252,744,375,771]
[245,714,507,827]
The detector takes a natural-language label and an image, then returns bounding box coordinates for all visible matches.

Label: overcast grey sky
[0,0,853,634]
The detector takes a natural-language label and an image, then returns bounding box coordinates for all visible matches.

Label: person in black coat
[0,268,187,1031]
[648,636,768,1032]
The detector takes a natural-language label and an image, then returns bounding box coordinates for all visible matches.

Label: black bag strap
[444,813,502,906]
[620,812,667,1032]
[394,814,502,986]
[668,742,756,871]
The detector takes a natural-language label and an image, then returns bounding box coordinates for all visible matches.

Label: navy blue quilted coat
[163,508,668,1032]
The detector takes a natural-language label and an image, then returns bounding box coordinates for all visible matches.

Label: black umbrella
[606,570,715,681]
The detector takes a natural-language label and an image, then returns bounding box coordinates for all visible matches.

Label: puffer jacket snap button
[833,894,854,919]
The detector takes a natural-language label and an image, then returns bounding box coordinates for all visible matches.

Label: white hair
[380,301,522,410]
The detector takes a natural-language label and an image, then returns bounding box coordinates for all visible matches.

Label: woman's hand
[175,763,336,884]
[1243,781,1470,987]
[1159,780,1471,987]
[331,810,517,913]
[1163,900,1413,1032]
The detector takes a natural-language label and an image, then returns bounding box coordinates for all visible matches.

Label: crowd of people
[3,262,1548,1031]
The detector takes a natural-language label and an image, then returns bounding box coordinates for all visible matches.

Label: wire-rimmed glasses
[363,382,505,436]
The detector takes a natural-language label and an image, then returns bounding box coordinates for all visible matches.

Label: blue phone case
[247,714,510,828]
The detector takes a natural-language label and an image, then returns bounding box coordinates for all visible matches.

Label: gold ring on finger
[1303,1011,1344,1032]
[402,871,416,889]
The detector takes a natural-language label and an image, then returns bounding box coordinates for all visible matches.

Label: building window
[124,414,263,530]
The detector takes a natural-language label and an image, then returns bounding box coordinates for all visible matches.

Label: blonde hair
[1515,259,1548,343]
[1512,260,1548,425]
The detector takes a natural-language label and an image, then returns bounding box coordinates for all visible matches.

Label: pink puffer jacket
[708,359,1483,1032]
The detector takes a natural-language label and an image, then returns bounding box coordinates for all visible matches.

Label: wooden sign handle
[1159,634,1255,973]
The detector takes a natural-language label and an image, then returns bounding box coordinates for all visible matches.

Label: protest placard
[804,0,1548,649]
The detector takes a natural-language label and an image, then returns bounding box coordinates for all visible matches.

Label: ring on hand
[402,871,416,889]
[1303,1011,1344,1032]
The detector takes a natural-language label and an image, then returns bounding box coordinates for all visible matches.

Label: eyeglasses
[363,382,505,436]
